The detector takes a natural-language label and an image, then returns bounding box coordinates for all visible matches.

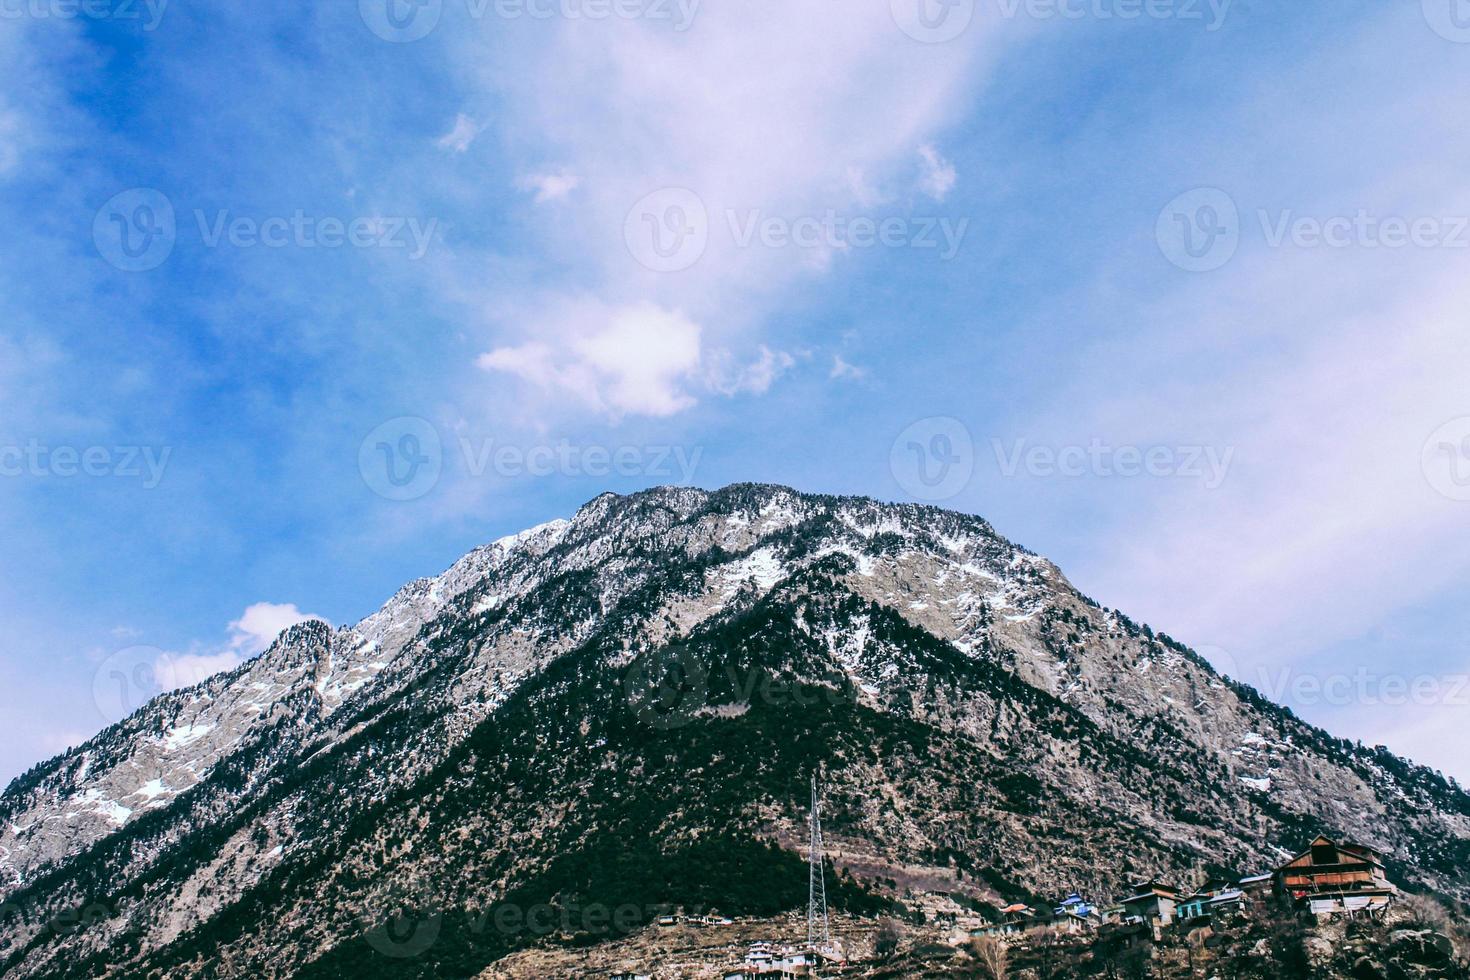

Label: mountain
[1,484,1467,978]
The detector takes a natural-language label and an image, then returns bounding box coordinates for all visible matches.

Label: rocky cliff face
[1,485,1466,978]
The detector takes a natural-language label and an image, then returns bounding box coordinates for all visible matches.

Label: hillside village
[559,834,1465,980]
[970,834,1397,945]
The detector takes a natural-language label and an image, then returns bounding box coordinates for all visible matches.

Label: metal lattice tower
[807,772,829,948]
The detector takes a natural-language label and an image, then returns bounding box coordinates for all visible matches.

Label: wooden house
[1275,836,1395,914]
[1119,881,1181,927]
[972,903,1038,937]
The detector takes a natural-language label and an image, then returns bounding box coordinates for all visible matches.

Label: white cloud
[480,302,704,419]
[227,601,324,655]
[143,602,326,694]
[436,113,480,153]
[517,170,581,203]
[829,354,867,381]
[916,144,957,201]
[705,345,795,396]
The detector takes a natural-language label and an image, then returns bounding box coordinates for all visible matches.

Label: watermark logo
[359,0,442,41]
[624,644,709,729]
[1160,188,1470,272]
[725,210,969,260]
[359,0,699,39]
[359,417,443,501]
[459,437,702,483]
[364,906,443,958]
[1423,0,1470,42]
[624,187,708,273]
[890,416,975,502]
[94,189,441,270]
[194,210,439,258]
[1194,643,1239,683]
[891,0,974,43]
[0,897,130,944]
[1157,187,1239,273]
[1193,643,1470,709]
[1259,665,1470,708]
[93,188,176,272]
[92,646,167,725]
[481,0,700,28]
[357,420,704,501]
[1422,416,1470,501]
[361,881,443,958]
[992,438,1234,488]
[990,0,1232,29]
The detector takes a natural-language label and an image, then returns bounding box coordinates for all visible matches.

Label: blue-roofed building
[1054,893,1092,917]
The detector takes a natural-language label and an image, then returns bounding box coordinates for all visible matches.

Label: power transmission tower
[807,771,830,949]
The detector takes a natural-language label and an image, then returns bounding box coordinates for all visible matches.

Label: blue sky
[2,0,1468,786]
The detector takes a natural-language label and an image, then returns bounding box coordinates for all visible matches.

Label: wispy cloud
[830,354,867,382]
[705,345,796,396]
[916,144,957,201]
[437,113,480,153]
[517,170,581,203]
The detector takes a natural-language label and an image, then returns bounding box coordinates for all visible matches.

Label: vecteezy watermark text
[992,0,1232,28]
[361,894,702,959]
[358,0,700,43]
[1157,187,1470,272]
[0,896,132,943]
[1247,665,1470,709]
[92,188,441,272]
[889,0,1232,44]
[359,417,703,501]
[623,645,855,730]
[0,0,167,29]
[724,210,969,260]
[993,438,1234,488]
[623,188,970,273]
[195,210,439,259]
[460,438,702,482]
[0,441,171,488]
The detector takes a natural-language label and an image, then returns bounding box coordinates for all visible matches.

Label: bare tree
[874,916,906,959]
[968,935,1009,980]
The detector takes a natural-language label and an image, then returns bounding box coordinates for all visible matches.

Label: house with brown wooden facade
[1274,835,1396,915]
